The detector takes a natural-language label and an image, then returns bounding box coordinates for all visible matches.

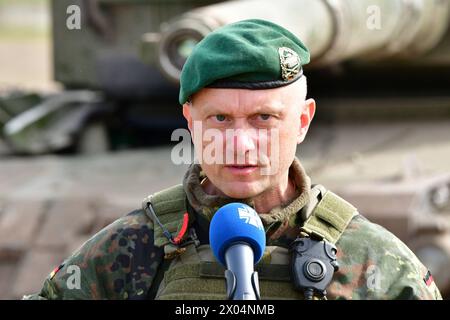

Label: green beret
[179,19,310,105]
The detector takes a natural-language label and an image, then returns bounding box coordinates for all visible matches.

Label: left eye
[258,114,271,121]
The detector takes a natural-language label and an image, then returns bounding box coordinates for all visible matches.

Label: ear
[182,103,193,132]
[297,98,316,144]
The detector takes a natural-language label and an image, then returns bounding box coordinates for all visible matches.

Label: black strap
[207,69,303,90]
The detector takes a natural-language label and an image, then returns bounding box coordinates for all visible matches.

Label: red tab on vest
[173,213,189,245]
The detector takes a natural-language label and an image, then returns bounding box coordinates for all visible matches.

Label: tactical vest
[142,184,357,300]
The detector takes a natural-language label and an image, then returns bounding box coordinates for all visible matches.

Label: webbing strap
[142,184,188,247]
[164,261,292,283]
[300,190,357,244]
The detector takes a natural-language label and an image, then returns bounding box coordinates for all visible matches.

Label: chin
[220,181,263,199]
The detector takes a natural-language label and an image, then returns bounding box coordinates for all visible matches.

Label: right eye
[214,115,227,122]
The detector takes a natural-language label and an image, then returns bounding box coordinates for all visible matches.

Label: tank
[1,0,450,296]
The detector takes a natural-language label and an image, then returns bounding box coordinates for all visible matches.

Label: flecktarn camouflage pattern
[24,210,164,299]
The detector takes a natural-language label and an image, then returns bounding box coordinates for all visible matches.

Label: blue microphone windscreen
[209,203,266,266]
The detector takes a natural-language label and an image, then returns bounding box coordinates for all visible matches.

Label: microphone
[209,203,266,300]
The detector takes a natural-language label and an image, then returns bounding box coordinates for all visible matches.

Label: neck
[252,173,298,213]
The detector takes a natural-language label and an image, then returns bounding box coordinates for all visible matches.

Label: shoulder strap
[142,184,189,247]
[300,185,358,244]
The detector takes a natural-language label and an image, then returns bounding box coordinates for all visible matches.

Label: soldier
[24,19,441,300]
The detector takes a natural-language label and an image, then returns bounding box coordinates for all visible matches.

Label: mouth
[224,164,259,175]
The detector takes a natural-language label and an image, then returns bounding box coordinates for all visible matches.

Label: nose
[225,125,257,163]
[236,130,256,153]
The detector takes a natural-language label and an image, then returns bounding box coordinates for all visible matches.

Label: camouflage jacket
[24,159,442,300]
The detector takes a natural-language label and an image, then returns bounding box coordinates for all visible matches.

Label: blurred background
[0,0,449,299]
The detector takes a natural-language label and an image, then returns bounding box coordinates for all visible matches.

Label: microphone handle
[224,243,261,300]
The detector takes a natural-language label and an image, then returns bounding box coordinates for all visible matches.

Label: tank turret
[151,0,450,82]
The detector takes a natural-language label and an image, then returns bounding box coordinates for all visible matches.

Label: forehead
[191,86,296,115]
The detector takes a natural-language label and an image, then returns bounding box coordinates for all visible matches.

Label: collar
[182,158,311,239]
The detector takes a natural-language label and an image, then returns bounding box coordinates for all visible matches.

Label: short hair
[298,75,308,101]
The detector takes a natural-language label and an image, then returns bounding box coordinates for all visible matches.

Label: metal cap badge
[279,47,301,81]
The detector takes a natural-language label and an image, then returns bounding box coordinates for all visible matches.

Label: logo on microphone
[238,206,264,231]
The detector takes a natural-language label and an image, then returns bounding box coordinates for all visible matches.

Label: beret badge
[278,47,301,81]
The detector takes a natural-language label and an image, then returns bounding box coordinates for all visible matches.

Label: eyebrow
[201,102,285,116]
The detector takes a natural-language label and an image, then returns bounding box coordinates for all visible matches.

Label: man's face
[182,80,315,199]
